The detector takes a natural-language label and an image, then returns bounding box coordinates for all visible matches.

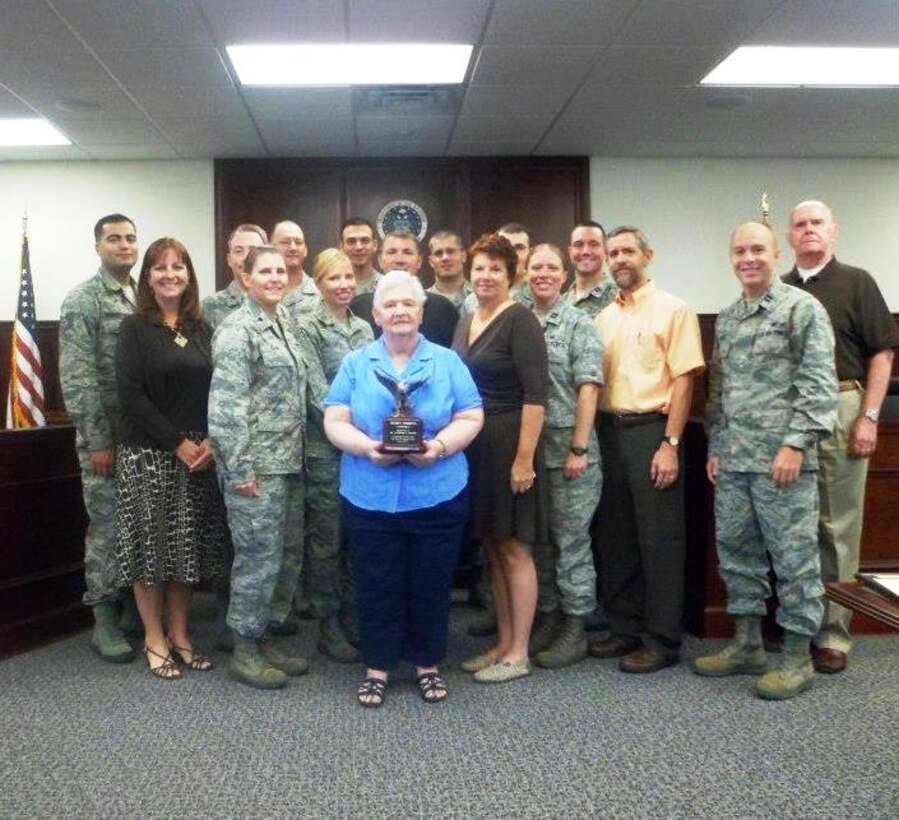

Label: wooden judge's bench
[2,316,898,654]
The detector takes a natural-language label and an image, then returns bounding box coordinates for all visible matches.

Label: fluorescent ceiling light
[228,43,473,86]
[701,46,899,87]
[0,118,70,146]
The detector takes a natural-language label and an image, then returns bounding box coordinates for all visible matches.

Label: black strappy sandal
[357,677,387,708]
[416,671,448,704]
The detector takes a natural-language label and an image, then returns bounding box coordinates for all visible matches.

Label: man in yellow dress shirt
[589,226,705,673]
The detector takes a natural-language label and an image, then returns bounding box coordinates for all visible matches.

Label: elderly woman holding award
[324,270,484,708]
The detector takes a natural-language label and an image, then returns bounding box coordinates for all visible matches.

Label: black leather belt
[601,411,666,428]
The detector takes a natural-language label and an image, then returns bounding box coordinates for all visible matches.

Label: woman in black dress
[453,233,549,684]
[115,237,227,679]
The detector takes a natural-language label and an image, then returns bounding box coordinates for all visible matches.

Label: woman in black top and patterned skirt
[453,233,549,684]
[115,237,228,679]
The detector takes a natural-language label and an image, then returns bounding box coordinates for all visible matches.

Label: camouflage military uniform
[427,279,473,312]
[59,268,136,606]
[560,275,618,318]
[536,300,605,616]
[353,271,382,297]
[297,302,373,620]
[209,298,327,639]
[202,280,245,331]
[707,279,837,636]
[282,275,321,323]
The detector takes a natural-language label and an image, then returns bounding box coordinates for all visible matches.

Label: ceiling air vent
[355,87,458,116]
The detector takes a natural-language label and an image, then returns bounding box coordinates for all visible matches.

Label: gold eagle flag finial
[760,192,771,228]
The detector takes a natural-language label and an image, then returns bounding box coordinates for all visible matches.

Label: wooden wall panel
[0,427,88,656]
[214,156,590,290]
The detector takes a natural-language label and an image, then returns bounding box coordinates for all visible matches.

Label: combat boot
[693,617,767,677]
[535,614,587,669]
[755,631,814,700]
[260,640,310,677]
[266,611,300,637]
[317,615,360,663]
[90,602,135,663]
[118,595,142,640]
[214,625,234,653]
[467,607,498,637]
[229,635,287,689]
[528,609,563,655]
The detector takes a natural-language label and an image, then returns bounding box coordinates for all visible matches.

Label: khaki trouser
[815,388,869,653]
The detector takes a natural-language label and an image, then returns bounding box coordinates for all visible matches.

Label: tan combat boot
[755,631,814,700]
[693,617,766,677]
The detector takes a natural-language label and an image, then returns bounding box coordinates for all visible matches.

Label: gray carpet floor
[1,595,897,819]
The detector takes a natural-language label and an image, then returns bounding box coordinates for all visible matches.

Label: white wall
[4,156,897,321]
[0,161,214,321]
[591,157,899,313]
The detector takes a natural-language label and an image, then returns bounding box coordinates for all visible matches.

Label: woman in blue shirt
[325,271,484,708]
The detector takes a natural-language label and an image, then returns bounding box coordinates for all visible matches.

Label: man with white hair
[782,200,898,674]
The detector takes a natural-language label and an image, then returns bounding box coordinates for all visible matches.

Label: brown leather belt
[838,380,862,393]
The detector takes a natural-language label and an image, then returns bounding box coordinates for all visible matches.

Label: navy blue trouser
[342,490,468,671]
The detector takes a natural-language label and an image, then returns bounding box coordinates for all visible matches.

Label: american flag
[7,230,46,428]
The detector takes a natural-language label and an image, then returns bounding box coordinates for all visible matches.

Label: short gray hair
[373,270,426,311]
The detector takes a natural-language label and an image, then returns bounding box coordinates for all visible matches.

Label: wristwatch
[662,435,680,447]
[862,408,880,423]
[569,445,588,457]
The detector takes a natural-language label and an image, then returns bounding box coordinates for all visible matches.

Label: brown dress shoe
[812,646,847,674]
[588,635,641,659]
[619,646,679,674]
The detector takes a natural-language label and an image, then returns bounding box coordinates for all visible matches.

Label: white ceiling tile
[352,139,446,157]
[100,48,234,90]
[582,46,728,89]
[258,118,355,144]
[448,140,537,156]
[52,0,212,48]
[83,144,182,160]
[158,116,266,156]
[0,45,111,87]
[200,0,347,43]
[461,85,570,119]
[0,1,85,50]
[747,1,899,46]
[454,115,550,142]
[485,0,639,46]
[616,0,784,47]
[0,145,92,162]
[348,0,491,41]
[355,115,453,141]
[157,116,261,144]
[22,83,146,122]
[243,88,354,120]
[0,0,892,161]
[472,46,599,87]
[131,86,248,120]
[0,87,33,117]
[266,136,357,156]
[60,119,167,146]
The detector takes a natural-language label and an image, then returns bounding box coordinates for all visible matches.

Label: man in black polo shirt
[350,230,458,347]
[782,200,898,674]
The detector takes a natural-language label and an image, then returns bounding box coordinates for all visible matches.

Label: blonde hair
[312,248,352,282]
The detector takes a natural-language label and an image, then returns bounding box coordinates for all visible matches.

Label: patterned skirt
[115,434,230,587]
